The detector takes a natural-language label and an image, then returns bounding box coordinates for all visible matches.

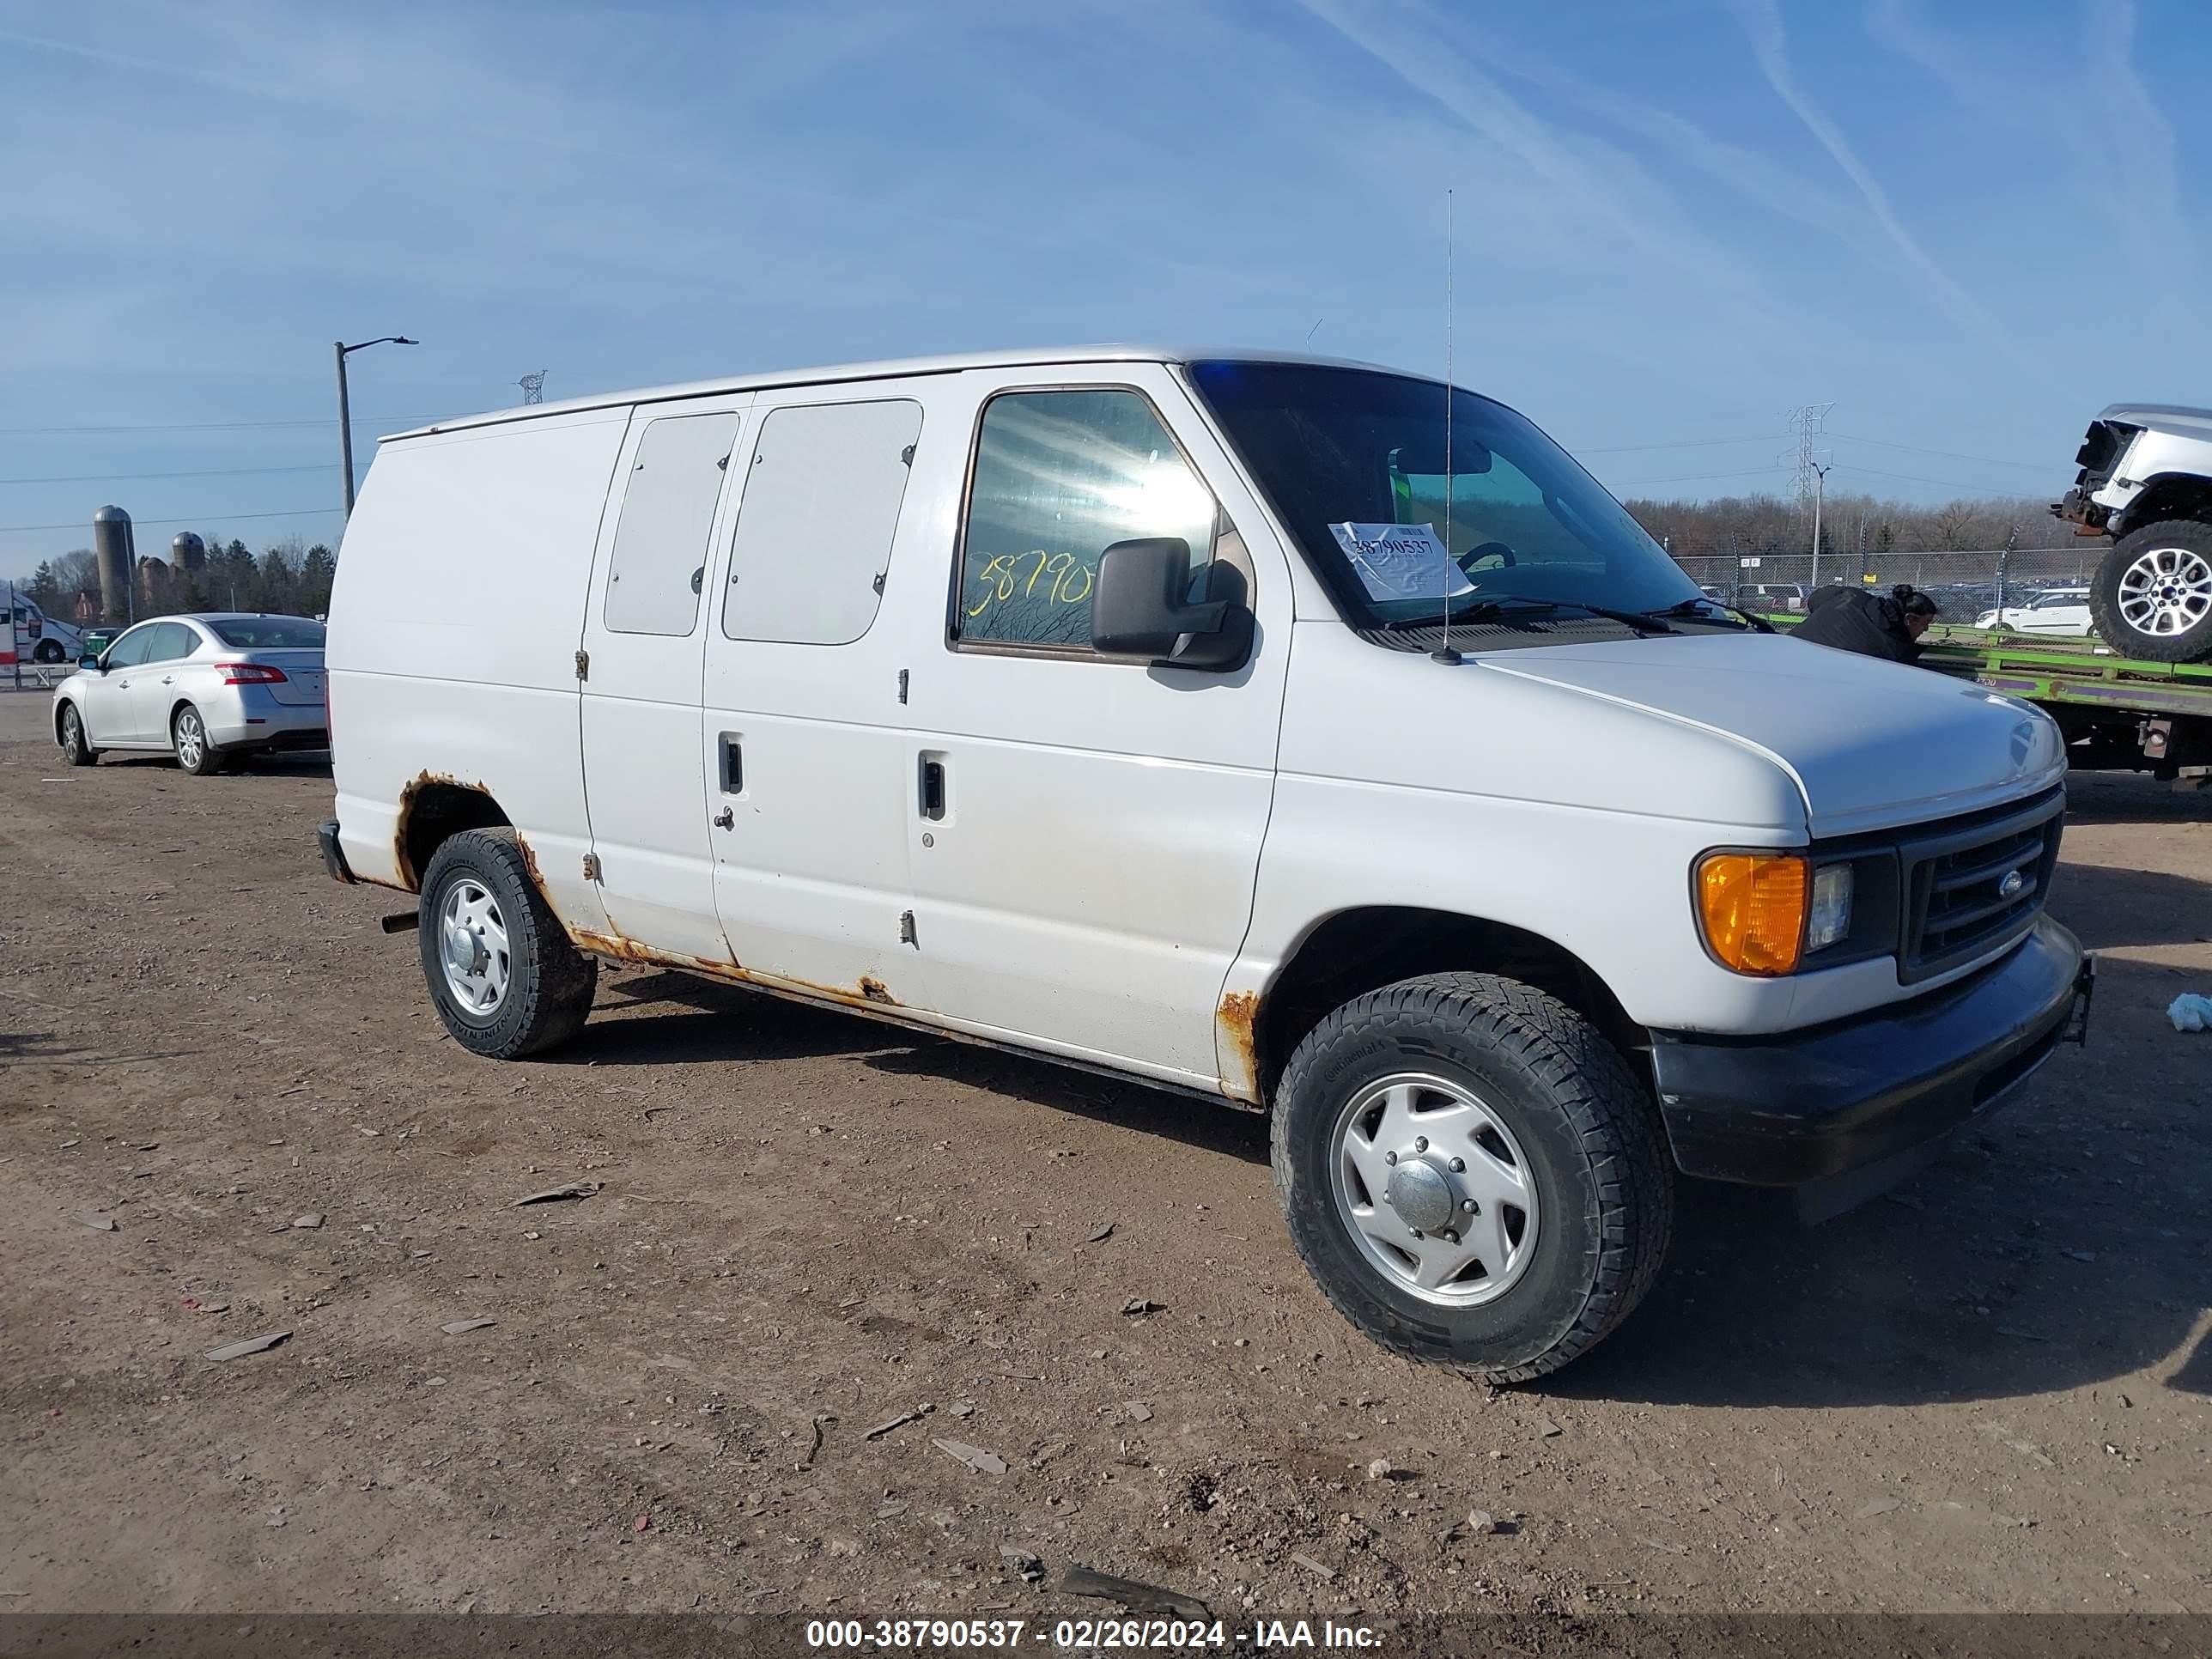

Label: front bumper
[1649,916,2088,1190]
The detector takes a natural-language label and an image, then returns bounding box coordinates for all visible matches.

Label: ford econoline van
[321,348,2093,1380]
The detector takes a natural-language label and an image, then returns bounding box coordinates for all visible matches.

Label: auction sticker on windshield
[1328,521,1473,603]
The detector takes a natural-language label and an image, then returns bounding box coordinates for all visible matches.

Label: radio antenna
[1431,187,1462,665]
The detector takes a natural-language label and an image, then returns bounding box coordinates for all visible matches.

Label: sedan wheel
[58,703,97,767]
[172,705,225,775]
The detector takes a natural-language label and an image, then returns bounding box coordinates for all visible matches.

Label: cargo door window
[722,398,923,646]
[954,389,1218,652]
[603,411,740,637]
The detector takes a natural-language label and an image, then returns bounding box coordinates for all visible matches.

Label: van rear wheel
[417,829,597,1059]
[1271,972,1674,1384]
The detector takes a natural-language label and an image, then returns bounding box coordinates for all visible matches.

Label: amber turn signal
[1695,852,1808,975]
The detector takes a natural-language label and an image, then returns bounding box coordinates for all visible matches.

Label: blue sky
[1,0,2204,574]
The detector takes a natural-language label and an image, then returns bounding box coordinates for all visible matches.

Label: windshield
[206,616,325,648]
[1188,362,1698,627]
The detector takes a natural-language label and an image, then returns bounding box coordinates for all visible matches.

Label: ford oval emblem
[1998,868,2027,899]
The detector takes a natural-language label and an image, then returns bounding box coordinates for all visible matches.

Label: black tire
[1271,972,1674,1384]
[33,639,64,664]
[170,704,226,775]
[57,702,98,767]
[2088,520,2212,663]
[417,828,597,1060]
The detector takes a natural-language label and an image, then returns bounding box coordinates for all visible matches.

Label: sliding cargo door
[579,395,751,962]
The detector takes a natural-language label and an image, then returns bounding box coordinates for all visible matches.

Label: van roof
[383,345,1415,441]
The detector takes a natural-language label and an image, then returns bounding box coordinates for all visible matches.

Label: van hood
[1479,634,2065,837]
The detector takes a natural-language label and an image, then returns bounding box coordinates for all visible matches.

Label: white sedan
[1972,587,2093,636]
[53,612,328,775]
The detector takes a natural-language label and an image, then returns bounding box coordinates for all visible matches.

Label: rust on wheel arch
[392,770,493,890]
[1216,988,1264,1109]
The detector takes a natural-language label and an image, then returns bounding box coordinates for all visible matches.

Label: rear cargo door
[579,395,751,962]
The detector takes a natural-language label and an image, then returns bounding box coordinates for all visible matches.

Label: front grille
[1899,792,2063,983]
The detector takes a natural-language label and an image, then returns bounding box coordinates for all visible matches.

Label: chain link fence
[1669,544,2105,623]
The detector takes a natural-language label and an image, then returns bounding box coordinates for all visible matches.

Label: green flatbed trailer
[1917,626,2212,776]
[1761,611,2212,777]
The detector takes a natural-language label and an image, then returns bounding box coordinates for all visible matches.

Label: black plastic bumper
[317,819,356,885]
[1650,916,2088,1189]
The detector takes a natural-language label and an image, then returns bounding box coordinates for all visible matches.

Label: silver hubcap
[2118,545,2212,637]
[1328,1072,1540,1306]
[62,710,81,757]
[175,714,203,768]
[438,879,510,1017]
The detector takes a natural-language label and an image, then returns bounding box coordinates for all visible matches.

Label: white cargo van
[323,348,2093,1379]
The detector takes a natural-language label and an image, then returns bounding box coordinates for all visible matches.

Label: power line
[1829,432,2054,473]
[0,463,329,487]
[0,506,343,534]
[1574,433,1775,455]
[1830,462,2045,496]
[1612,464,1790,488]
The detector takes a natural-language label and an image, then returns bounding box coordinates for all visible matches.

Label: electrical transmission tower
[1780,402,1834,514]
[518,370,547,406]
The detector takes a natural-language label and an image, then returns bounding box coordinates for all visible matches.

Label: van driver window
[604,411,739,637]
[956,389,1216,650]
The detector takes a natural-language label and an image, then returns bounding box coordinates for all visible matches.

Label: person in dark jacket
[1790,583,1940,663]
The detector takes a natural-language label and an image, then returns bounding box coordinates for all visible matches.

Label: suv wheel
[1272,972,1674,1383]
[2090,520,2212,662]
[417,829,597,1059]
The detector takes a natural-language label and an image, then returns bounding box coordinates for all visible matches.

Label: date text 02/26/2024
[804,1617,1383,1649]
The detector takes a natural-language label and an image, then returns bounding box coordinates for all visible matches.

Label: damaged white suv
[2052,404,2212,661]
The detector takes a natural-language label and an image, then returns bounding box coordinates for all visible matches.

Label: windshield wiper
[1642,597,1773,633]
[1388,595,1676,635]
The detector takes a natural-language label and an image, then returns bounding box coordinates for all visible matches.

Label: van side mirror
[1091,538,1252,670]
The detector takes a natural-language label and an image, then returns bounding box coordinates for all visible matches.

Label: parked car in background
[53,612,327,775]
[1738,581,1810,612]
[1972,587,2094,636]
[9,597,82,663]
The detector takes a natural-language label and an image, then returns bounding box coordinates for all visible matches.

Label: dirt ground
[0,687,2206,1621]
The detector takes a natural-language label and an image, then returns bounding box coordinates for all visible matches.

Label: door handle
[718,732,743,794]
[713,806,734,830]
[161,675,173,684]
[918,755,946,821]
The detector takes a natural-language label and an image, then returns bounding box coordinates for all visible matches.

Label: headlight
[1694,852,1807,975]
[1808,864,1854,952]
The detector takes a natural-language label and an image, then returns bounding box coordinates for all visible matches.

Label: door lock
[713,806,734,830]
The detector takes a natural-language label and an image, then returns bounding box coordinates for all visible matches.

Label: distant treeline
[15,534,336,622]
[7,488,2066,623]
[1622,490,2063,558]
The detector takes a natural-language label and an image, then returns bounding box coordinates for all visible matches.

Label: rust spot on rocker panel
[1216,989,1263,1108]
[568,928,902,1014]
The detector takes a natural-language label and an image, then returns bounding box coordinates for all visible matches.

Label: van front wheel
[417,829,597,1059]
[1271,972,1673,1383]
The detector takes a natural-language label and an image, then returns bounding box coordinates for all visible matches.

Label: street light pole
[1809,461,1832,593]
[335,335,418,518]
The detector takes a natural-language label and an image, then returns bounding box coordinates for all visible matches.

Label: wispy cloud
[1724,0,2021,362]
